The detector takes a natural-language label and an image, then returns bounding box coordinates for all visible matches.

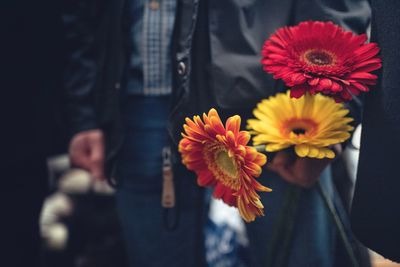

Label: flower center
[203,143,241,190]
[215,150,238,179]
[291,128,306,135]
[304,50,335,66]
[281,118,318,137]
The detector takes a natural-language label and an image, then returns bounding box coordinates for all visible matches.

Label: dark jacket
[351,0,400,262]
[63,0,370,178]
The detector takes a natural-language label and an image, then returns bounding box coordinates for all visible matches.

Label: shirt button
[177,62,186,75]
[149,1,160,10]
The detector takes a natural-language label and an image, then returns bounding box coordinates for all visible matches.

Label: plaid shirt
[126,0,176,96]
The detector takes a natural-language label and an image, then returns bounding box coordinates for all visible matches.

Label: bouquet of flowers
[178,20,382,266]
[179,21,381,224]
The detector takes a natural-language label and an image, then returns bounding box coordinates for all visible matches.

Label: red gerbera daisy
[261,21,381,102]
[178,109,272,222]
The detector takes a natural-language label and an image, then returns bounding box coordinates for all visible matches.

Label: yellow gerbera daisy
[179,108,272,222]
[247,91,354,159]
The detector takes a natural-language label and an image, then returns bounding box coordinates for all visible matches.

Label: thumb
[69,136,92,170]
[266,151,292,172]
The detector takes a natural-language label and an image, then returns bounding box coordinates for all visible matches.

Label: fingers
[332,144,343,156]
[69,129,105,181]
[266,151,293,173]
[69,134,91,170]
[267,151,301,186]
[267,152,332,188]
[89,131,105,181]
[290,157,332,188]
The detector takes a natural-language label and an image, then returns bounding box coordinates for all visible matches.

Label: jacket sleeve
[62,0,100,136]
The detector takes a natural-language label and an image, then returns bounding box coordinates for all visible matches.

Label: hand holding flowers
[267,144,341,188]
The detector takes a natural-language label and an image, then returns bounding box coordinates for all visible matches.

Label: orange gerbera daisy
[179,109,271,222]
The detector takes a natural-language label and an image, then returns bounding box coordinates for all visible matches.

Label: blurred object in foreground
[40,155,127,267]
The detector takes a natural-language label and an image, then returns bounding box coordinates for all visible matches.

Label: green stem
[255,144,266,153]
[266,185,302,267]
[317,181,359,267]
[256,143,357,266]
[265,182,359,267]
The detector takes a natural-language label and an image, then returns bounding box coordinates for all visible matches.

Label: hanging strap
[162,146,180,231]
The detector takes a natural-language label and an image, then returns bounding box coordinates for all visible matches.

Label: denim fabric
[117,95,170,181]
[245,167,338,267]
[115,163,207,267]
[116,95,207,267]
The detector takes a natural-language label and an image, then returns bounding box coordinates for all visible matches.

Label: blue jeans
[246,168,338,267]
[115,96,207,267]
